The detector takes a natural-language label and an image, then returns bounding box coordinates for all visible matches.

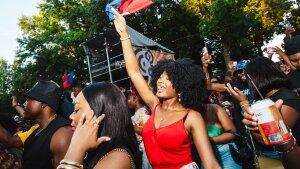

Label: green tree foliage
[182,0,297,68]
[126,0,204,63]
[0,59,13,114]
[3,0,205,114]
[17,0,108,82]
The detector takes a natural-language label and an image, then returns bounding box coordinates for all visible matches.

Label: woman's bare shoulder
[94,149,133,169]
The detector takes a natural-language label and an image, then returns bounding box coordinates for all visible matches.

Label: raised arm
[274,47,296,70]
[201,54,226,92]
[0,125,23,147]
[113,15,159,109]
[12,96,25,117]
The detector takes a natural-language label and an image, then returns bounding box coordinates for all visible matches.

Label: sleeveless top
[206,105,224,139]
[22,115,70,169]
[269,88,300,145]
[142,104,193,169]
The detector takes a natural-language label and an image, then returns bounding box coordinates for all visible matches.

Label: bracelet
[60,159,83,169]
[57,164,80,169]
[240,100,249,106]
[274,135,297,155]
[120,35,131,41]
[241,103,250,108]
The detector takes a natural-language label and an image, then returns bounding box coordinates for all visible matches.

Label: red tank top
[142,104,193,169]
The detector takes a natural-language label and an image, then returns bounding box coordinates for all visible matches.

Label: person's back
[203,104,242,169]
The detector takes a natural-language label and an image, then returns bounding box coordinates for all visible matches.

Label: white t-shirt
[131,107,150,149]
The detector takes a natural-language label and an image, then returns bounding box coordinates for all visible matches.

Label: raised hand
[285,26,295,40]
[113,12,129,38]
[71,112,110,153]
[11,96,18,107]
[242,99,283,131]
[64,111,110,164]
[274,46,285,56]
[224,83,247,102]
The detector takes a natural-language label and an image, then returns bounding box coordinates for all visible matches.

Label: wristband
[60,159,83,169]
[120,35,131,41]
[274,135,297,155]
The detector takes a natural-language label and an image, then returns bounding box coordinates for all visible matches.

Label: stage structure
[82,26,174,87]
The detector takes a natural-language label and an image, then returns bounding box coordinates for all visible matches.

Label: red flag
[119,0,153,15]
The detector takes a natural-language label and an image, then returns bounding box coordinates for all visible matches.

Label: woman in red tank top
[113,14,220,169]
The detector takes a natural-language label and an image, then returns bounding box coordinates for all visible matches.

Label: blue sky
[0,0,41,63]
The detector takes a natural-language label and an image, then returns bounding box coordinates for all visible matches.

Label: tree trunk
[222,42,231,69]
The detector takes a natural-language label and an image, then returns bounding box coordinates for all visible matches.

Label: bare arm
[113,15,159,109]
[187,110,221,169]
[201,55,226,92]
[12,96,25,117]
[0,125,22,147]
[50,126,73,168]
[210,105,235,144]
[275,47,296,70]
[275,137,300,169]
[280,105,300,129]
[275,104,300,169]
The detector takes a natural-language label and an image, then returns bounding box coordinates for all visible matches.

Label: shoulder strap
[183,109,191,122]
[152,104,160,115]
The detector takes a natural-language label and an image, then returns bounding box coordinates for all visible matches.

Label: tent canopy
[83,26,174,54]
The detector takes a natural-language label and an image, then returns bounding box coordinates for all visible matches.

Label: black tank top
[21,115,70,169]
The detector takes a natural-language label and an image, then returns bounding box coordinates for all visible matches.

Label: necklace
[35,114,57,136]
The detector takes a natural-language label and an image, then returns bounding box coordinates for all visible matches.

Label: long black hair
[81,82,141,169]
[245,57,292,99]
[150,58,207,114]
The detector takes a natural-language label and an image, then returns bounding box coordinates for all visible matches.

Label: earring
[178,93,182,102]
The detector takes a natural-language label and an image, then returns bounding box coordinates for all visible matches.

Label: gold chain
[99,148,135,169]
[35,114,57,136]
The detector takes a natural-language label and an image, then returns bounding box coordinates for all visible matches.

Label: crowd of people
[0,11,299,169]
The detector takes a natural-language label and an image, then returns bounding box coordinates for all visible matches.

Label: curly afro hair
[150,58,207,114]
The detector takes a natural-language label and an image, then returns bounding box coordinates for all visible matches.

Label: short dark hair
[150,58,207,114]
[81,82,141,169]
[245,57,292,99]
[285,35,300,56]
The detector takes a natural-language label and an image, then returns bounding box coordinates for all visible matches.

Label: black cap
[25,81,63,112]
[286,35,300,56]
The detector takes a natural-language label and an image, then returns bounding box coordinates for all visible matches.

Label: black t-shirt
[288,69,300,90]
